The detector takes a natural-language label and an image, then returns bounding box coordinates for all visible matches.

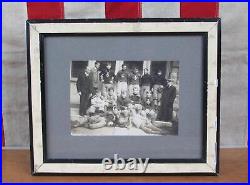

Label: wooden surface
[2,148,248,182]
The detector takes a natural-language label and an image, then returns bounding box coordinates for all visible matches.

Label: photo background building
[71,60,179,80]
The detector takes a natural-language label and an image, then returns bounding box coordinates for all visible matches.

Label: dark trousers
[157,107,173,122]
[79,93,90,116]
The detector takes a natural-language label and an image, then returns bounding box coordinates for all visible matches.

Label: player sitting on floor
[87,90,106,114]
[141,97,157,123]
[105,87,117,126]
[129,86,141,108]
[115,90,132,128]
[83,90,107,129]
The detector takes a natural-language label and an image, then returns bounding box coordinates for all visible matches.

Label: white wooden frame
[27,19,220,175]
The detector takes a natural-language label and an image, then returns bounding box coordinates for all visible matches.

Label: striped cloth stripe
[180,2,218,18]
[105,2,142,19]
[27,2,64,19]
[2,2,248,148]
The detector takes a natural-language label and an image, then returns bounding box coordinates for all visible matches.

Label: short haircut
[108,87,114,92]
[133,86,139,91]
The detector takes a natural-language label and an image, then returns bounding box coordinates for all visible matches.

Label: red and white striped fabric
[2,2,248,148]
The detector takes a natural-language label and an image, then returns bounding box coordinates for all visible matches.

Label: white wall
[2,2,248,148]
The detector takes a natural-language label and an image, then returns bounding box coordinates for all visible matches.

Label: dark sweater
[152,74,166,86]
[100,69,115,84]
[129,72,141,85]
[141,74,152,86]
[116,70,129,82]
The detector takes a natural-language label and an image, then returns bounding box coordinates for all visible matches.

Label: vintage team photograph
[70,60,179,136]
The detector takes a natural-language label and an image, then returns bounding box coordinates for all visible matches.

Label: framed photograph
[27,18,220,175]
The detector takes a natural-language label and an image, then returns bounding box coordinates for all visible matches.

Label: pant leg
[117,82,121,96]
[135,84,140,93]
[120,82,128,95]
[79,93,89,116]
[153,85,160,100]
[140,86,145,97]
[79,95,83,115]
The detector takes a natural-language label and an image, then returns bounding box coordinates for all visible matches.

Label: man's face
[135,68,139,73]
[122,65,127,70]
[107,64,111,70]
[108,89,114,96]
[95,63,100,69]
[85,69,90,76]
[144,69,149,74]
[133,87,139,95]
[121,91,127,98]
[146,91,152,98]
[168,72,177,86]
[170,72,177,81]
[96,91,101,97]
[154,100,158,105]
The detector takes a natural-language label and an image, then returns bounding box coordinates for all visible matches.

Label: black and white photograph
[70,60,179,136]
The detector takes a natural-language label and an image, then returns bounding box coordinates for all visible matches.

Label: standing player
[100,62,115,97]
[116,64,129,96]
[140,68,152,97]
[129,67,141,96]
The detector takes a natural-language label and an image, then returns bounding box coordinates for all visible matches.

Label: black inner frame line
[39,32,208,164]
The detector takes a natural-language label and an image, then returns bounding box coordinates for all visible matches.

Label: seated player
[105,87,117,111]
[105,87,117,126]
[141,97,172,134]
[152,87,162,116]
[72,89,107,129]
[87,114,106,129]
[153,98,160,114]
[130,104,163,135]
[115,90,132,128]
[141,98,157,123]
[71,112,106,130]
[71,115,89,129]
[81,90,107,129]
[129,86,141,107]
[87,90,106,115]
[142,90,153,103]
[117,90,131,110]
[152,70,166,101]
